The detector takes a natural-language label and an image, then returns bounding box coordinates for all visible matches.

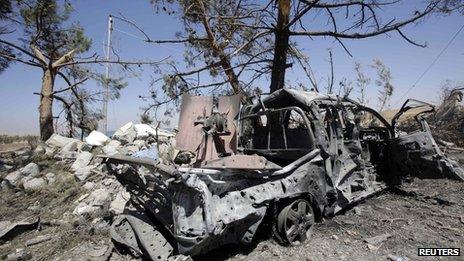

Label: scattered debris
[45,134,77,148]
[364,233,392,246]
[44,172,55,184]
[4,248,31,260]
[25,234,56,246]
[0,217,40,241]
[1,163,40,189]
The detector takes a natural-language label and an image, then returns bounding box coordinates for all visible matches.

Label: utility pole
[102,15,113,134]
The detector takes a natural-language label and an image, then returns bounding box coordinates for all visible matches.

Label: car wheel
[275,198,315,245]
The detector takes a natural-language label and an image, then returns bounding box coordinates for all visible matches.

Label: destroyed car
[103,89,464,260]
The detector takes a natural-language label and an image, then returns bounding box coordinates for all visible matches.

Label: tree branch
[52,49,75,67]
[29,44,47,65]
[53,77,89,95]
[291,2,436,43]
[0,51,42,67]
[0,39,42,63]
[55,56,168,68]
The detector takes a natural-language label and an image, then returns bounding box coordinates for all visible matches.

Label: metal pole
[102,15,113,134]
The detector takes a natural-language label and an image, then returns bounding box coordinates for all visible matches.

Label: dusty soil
[1,167,463,260]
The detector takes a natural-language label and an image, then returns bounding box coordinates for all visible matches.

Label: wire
[114,28,146,41]
[394,23,464,106]
[113,28,182,53]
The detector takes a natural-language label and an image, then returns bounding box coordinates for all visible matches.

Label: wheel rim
[278,199,314,245]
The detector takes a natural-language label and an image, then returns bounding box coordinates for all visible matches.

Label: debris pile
[0,122,175,260]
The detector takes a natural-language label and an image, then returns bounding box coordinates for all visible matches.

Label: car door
[390,99,464,180]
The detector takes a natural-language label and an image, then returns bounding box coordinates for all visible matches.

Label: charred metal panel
[218,95,241,154]
[175,94,213,154]
[170,158,327,256]
[392,119,464,181]
[111,214,174,259]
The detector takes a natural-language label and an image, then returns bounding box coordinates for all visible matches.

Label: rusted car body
[104,89,463,259]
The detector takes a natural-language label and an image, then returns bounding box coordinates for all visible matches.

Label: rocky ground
[0,125,463,260]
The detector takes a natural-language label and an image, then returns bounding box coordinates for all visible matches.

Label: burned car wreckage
[103,89,464,259]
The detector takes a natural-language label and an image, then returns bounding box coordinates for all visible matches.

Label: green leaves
[19,0,91,58]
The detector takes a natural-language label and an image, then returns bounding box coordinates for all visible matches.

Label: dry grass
[0,160,98,259]
[0,135,39,150]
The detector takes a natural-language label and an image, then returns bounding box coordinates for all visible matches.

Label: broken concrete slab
[82,181,95,190]
[72,202,101,217]
[71,151,93,171]
[20,163,39,177]
[45,134,77,148]
[109,190,129,215]
[33,144,46,155]
[53,151,78,161]
[90,188,111,207]
[58,140,80,155]
[3,171,22,187]
[85,131,109,146]
[134,123,175,139]
[113,122,137,144]
[74,166,93,181]
[23,177,46,191]
[102,140,121,155]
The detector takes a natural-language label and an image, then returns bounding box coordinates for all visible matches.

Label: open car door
[390,99,464,181]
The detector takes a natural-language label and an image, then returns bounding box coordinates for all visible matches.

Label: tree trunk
[197,0,250,104]
[39,68,55,141]
[218,52,249,103]
[270,0,291,93]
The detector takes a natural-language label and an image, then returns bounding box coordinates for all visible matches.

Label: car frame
[104,89,463,259]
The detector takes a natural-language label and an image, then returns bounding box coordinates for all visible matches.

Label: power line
[394,23,464,106]
[113,27,182,53]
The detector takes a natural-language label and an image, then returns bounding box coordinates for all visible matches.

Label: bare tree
[133,0,438,118]
[354,62,371,105]
[338,77,353,98]
[371,59,394,111]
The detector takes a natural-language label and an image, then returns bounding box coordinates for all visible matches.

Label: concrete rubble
[0,122,175,231]
[22,177,46,191]
[112,122,137,144]
[85,131,109,146]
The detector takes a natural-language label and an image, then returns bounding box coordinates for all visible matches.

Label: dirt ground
[1,159,463,260]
